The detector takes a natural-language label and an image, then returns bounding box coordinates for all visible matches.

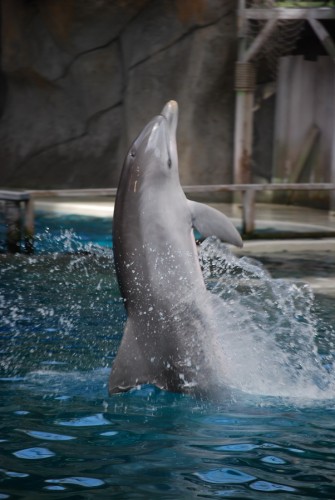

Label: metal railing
[1,183,334,252]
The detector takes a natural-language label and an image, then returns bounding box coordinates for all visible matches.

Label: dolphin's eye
[167,158,172,169]
[130,151,136,158]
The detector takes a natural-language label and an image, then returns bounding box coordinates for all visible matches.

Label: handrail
[19,182,335,197]
[1,183,334,253]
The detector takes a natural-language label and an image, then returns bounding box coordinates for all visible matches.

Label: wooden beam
[0,190,30,201]
[28,188,118,197]
[25,184,335,197]
[244,8,335,21]
[331,75,335,213]
[4,201,21,253]
[234,90,255,185]
[288,124,320,183]
[23,198,34,254]
[235,0,254,188]
[308,18,335,62]
[183,183,335,192]
[243,16,278,63]
[242,189,256,234]
[237,0,247,39]
[1,185,333,246]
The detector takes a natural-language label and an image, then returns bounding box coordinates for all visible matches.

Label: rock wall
[0,0,236,189]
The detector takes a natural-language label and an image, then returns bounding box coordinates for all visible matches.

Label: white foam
[200,237,335,400]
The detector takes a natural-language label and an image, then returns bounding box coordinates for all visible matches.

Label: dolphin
[109,100,243,398]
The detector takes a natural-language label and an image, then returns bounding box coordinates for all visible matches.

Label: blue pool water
[1,212,335,499]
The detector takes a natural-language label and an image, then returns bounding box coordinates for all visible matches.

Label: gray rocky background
[0,0,237,189]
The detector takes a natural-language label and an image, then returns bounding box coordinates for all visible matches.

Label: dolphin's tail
[109,318,152,394]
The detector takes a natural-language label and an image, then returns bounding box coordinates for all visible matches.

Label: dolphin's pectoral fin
[109,319,152,394]
[188,200,243,248]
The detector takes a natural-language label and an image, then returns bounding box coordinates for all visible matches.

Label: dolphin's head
[121,101,179,193]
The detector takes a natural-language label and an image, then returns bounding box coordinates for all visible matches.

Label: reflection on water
[1,219,335,498]
[2,377,335,498]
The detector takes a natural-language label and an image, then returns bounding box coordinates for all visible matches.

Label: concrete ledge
[0,190,31,201]
[234,238,335,254]
[35,200,115,217]
[34,198,335,255]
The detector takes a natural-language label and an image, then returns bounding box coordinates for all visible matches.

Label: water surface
[1,213,335,498]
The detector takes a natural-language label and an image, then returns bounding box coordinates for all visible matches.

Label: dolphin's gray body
[109,100,243,397]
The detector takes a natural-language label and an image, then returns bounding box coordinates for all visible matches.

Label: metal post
[235,0,250,186]
[308,17,335,213]
[242,189,256,235]
[234,90,254,185]
[24,197,34,253]
[331,85,335,214]
[5,201,21,253]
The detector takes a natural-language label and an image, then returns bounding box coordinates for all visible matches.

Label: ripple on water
[13,447,55,460]
[214,443,259,452]
[196,468,297,494]
[20,429,75,441]
[55,412,110,427]
[0,469,29,478]
[45,477,105,488]
[261,455,287,465]
[100,430,118,437]
[196,467,256,484]
[44,486,66,491]
[1,236,335,499]
[250,480,296,492]
[0,377,25,382]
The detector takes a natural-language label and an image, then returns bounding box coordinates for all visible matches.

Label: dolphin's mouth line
[158,114,169,125]
[154,114,173,166]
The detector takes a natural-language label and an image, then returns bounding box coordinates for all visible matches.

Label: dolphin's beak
[161,100,178,137]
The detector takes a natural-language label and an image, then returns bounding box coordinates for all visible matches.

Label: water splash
[0,231,123,377]
[199,237,335,399]
[1,229,334,402]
